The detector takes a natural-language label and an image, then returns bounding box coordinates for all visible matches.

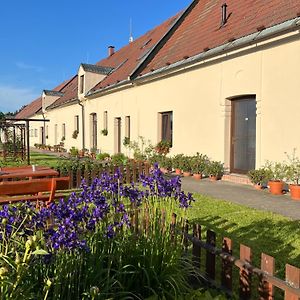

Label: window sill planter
[268,180,283,195]
[193,173,202,180]
[289,184,300,200]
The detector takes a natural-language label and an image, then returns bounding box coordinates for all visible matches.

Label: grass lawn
[0,151,64,168]
[186,194,300,297]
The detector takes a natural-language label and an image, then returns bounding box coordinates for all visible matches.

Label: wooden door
[231,97,256,173]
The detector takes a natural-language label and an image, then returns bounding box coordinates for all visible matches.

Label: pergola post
[26,120,30,165]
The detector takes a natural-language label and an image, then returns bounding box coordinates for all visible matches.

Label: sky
[0,0,191,113]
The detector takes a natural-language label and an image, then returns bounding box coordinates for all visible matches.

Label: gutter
[134,17,300,83]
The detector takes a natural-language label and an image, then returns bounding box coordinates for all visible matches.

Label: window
[125,116,130,140]
[90,113,97,149]
[45,125,49,138]
[160,111,173,145]
[62,123,66,140]
[79,75,84,94]
[54,124,58,144]
[74,115,79,132]
[103,111,108,130]
[34,129,38,137]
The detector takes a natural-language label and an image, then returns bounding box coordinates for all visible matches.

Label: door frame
[230,96,256,174]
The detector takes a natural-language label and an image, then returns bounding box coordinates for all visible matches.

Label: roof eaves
[47,98,79,110]
[43,90,64,97]
[81,63,114,75]
[136,16,300,83]
[86,78,131,98]
[129,0,199,80]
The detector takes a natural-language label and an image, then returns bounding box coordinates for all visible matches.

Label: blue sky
[0,0,191,113]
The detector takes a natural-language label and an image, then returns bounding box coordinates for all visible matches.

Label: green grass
[186,194,300,297]
[0,151,63,168]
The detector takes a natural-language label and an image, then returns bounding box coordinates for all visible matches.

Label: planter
[183,171,191,177]
[268,180,283,195]
[193,173,202,180]
[160,167,168,174]
[289,184,300,200]
[209,175,218,181]
[175,168,181,175]
[254,184,263,190]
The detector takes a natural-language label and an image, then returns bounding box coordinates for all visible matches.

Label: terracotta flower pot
[254,184,262,190]
[193,173,202,180]
[209,175,217,181]
[160,167,168,174]
[289,184,300,200]
[175,168,181,175]
[183,171,191,177]
[268,180,283,195]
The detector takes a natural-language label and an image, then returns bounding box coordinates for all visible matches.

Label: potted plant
[123,137,130,147]
[247,168,271,190]
[79,148,88,158]
[90,148,97,159]
[191,153,209,180]
[72,130,79,139]
[206,160,224,181]
[180,155,192,177]
[69,147,79,158]
[172,154,184,175]
[101,129,108,136]
[155,140,171,156]
[264,161,287,195]
[285,150,300,200]
[159,156,172,174]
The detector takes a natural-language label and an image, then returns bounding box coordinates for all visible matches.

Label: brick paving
[181,176,300,220]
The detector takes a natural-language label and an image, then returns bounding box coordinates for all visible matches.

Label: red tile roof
[141,0,300,74]
[90,13,182,92]
[48,75,78,109]
[15,97,42,119]
[15,80,71,119]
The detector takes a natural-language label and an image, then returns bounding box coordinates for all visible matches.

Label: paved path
[181,177,300,220]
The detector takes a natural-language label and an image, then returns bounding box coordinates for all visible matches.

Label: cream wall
[78,66,106,99]
[44,104,82,151]
[28,30,300,169]
[83,31,300,168]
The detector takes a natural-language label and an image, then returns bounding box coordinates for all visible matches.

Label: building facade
[16,0,300,174]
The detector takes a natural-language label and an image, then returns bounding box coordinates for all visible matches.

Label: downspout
[78,101,85,150]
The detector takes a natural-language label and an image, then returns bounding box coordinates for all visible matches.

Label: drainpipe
[78,100,85,150]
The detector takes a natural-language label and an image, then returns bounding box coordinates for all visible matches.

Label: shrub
[96,152,110,161]
[191,153,209,174]
[247,168,271,185]
[111,153,128,165]
[206,160,224,177]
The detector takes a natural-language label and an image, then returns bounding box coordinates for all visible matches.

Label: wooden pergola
[2,118,50,165]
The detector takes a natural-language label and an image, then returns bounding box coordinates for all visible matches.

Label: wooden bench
[0,177,70,206]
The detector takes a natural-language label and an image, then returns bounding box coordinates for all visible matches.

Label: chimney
[221,3,228,26]
[108,45,115,57]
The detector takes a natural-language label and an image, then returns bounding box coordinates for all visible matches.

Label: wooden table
[0,166,59,181]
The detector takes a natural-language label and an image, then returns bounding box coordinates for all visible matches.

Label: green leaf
[32,249,49,255]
